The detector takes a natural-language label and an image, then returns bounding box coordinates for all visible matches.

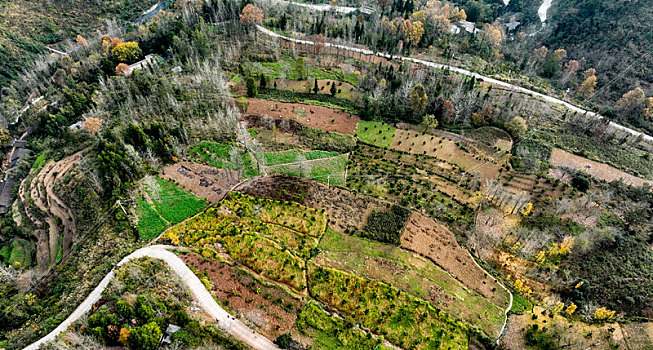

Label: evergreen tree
[330,81,337,96]
[259,74,267,89]
[246,76,258,97]
[313,79,319,94]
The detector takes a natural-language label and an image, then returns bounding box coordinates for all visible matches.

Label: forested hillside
[544,0,652,105]
[0,0,157,87]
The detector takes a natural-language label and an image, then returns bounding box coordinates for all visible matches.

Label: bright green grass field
[355,120,395,148]
[136,199,169,241]
[136,177,208,240]
[147,177,208,224]
[0,239,33,266]
[187,141,259,178]
[267,154,348,186]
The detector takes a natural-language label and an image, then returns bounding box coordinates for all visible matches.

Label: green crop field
[308,263,469,349]
[136,177,208,240]
[266,154,348,186]
[146,177,208,224]
[295,302,388,349]
[355,121,395,148]
[315,229,504,336]
[165,192,327,291]
[136,199,169,240]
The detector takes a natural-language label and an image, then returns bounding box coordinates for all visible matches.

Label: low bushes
[361,206,411,245]
[308,264,469,349]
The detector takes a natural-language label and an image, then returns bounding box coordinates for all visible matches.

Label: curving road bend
[256,25,653,144]
[25,245,278,350]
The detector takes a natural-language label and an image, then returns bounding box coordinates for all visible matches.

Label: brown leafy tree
[115,63,130,76]
[240,4,264,39]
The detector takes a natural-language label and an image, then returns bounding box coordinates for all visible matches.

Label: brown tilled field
[236,175,389,234]
[391,129,502,183]
[182,252,303,339]
[305,184,389,233]
[243,98,360,135]
[400,212,510,308]
[161,162,239,204]
[550,148,652,188]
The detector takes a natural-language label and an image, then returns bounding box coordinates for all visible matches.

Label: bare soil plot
[462,126,513,154]
[498,171,570,212]
[550,148,652,188]
[181,252,303,340]
[391,129,502,183]
[400,212,510,309]
[161,161,240,204]
[243,98,360,134]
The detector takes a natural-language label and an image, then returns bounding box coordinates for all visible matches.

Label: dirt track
[25,245,279,350]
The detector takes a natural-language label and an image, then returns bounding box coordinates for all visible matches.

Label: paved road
[25,245,278,350]
[257,25,653,144]
[272,0,358,14]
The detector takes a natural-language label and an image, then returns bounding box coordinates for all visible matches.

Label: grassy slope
[355,121,395,148]
[136,176,208,240]
[315,229,504,337]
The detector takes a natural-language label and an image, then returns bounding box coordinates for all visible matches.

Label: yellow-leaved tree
[111,42,142,64]
[578,70,597,98]
[565,302,577,316]
[593,307,615,322]
[119,327,130,346]
[0,127,10,148]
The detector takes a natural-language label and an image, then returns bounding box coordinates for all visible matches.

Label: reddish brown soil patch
[243,98,360,135]
[181,252,304,339]
[400,212,510,308]
[161,162,239,204]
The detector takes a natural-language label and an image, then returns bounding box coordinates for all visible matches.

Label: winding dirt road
[256,25,653,144]
[25,245,278,350]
